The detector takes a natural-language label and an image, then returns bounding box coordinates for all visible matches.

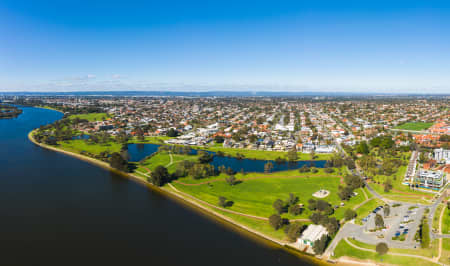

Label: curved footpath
[342,238,443,265]
[28,130,323,264]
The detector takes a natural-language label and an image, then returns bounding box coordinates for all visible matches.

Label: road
[325,116,447,259]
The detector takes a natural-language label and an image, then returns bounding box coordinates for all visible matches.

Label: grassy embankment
[394,122,434,131]
[333,238,438,266]
[196,144,333,161]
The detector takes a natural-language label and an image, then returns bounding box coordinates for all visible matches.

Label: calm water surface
[0,107,318,266]
[128,143,326,172]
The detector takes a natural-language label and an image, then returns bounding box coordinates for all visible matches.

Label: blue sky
[1,0,450,93]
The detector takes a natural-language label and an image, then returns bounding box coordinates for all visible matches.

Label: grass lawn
[213,208,288,241]
[433,203,444,232]
[58,139,121,155]
[172,171,365,220]
[394,122,433,131]
[135,152,199,173]
[442,207,450,235]
[68,112,111,122]
[347,237,438,258]
[333,238,436,266]
[129,136,175,144]
[354,198,384,224]
[440,239,450,264]
[194,145,332,161]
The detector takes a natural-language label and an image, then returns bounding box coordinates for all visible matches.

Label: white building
[415,170,446,189]
[297,224,328,247]
[434,148,450,164]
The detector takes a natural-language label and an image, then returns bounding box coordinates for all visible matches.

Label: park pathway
[342,238,442,265]
[165,152,174,167]
[437,202,447,262]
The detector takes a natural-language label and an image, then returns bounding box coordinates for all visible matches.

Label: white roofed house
[296,224,328,251]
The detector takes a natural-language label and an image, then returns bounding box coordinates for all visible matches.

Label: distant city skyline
[1,0,450,93]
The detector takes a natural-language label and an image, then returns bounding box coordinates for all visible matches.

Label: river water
[0,106,320,266]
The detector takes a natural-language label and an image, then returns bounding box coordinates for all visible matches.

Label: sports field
[394,122,433,131]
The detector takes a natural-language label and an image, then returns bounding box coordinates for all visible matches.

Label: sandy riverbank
[28,129,331,265]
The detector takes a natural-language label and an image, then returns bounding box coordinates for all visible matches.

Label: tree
[310,150,316,160]
[287,147,298,162]
[214,135,225,143]
[309,212,324,224]
[167,128,179,137]
[284,222,304,242]
[135,127,145,141]
[324,167,334,173]
[218,196,227,207]
[313,235,328,255]
[338,186,354,201]
[150,165,169,186]
[384,178,393,192]
[273,199,285,215]
[287,193,298,206]
[383,204,390,217]
[288,204,303,216]
[344,209,357,221]
[356,141,369,155]
[344,174,364,189]
[225,175,237,186]
[375,214,384,228]
[264,162,274,173]
[198,151,213,164]
[110,152,129,172]
[325,217,339,235]
[269,214,283,230]
[376,242,389,255]
[248,134,258,143]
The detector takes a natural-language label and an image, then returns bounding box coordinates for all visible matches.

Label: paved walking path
[165,152,174,167]
[353,197,372,211]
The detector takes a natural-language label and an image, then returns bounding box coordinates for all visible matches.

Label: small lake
[127,143,326,172]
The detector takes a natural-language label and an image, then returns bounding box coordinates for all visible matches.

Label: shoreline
[28,129,328,266]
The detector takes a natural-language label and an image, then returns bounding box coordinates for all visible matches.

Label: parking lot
[349,202,425,249]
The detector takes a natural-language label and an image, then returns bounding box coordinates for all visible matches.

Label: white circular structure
[312,189,330,198]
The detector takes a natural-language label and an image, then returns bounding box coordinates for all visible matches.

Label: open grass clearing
[442,207,450,235]
[347,237,438,258]
[58,139,121,155]
[332,238,437,266]
[172,173,365,221]
[68,112,111,122]
[394,122,433,131]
